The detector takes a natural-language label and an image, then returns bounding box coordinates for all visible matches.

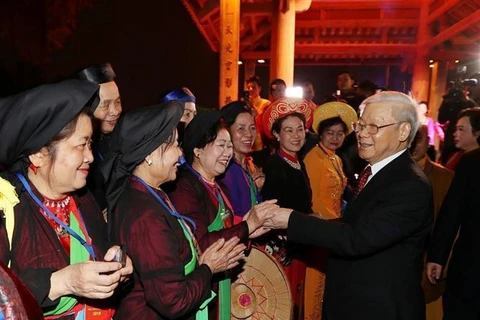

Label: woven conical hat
[231,247,292,319]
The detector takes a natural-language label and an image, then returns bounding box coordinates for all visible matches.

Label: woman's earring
[145,158,152,166]
[29,163,38,174]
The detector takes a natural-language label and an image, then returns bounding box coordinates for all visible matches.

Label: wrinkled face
[303,84,315,101]
[148,131,183,184]
[410,126,429,161]
[230,112,256,156]
[182,102,197,126]
[45,114,94,194]
[196,128,233,177]
[337,73,354,91]
[271,84,286,100]
[94,81,122,134]
[320,123,346,152]
[247,82,261,100]
[454,116,480,151]
[274,115,306,155]
[356,102,409,165]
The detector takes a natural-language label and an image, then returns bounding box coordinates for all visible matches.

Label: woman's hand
[199,237,246,274]
[243,200,278,238]
[252,168,265,190]
[49,260,123,301]
[104,245,134,282]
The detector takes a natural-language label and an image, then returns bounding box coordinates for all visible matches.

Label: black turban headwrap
[101,101,184,218]
[220,101,253,127]
[76,62,116,85]
[182,111,223,163]
[0,79,99,174]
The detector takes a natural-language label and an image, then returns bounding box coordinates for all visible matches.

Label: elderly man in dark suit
[426,146,480,319]
[265,91,433,320]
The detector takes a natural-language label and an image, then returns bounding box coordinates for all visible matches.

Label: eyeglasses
[352,122,402,135]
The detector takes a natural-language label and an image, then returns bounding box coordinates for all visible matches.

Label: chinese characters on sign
[219,0,239,107]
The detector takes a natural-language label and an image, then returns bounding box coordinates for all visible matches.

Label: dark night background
[3,0,475,110]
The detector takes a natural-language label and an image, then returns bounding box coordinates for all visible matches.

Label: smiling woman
[0,79,133,319]
[219,101,263,220]
[259,97,315,319]
[169,110,279,319]
[100,101,247,319]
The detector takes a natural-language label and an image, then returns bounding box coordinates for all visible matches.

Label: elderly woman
[101,101,244,319]
[303,101,357,319]
[260,97,315,319]
[218,101,264,221]
[77,63,122,210]
[306,102,358,218]
[445,107,480,170]
[0,80,132,319]
[169,111,277,318]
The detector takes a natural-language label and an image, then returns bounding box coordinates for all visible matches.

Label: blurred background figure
[444,107,480,170]
[331,71,366,113]
[438,87,477,165]
[417,101,444,161]
[410,125,454,320]
[427,146,480,320]
[302,81,316,105]
[269,78,286,102]
[159,87,197,126]
[357,80,378,99]
[246,75,270,149]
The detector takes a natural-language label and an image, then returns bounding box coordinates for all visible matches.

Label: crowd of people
[0,63,479,320]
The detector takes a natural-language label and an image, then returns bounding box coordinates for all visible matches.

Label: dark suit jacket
[428,148,480,300]
[288,151,433,320]
[420,157,453,303]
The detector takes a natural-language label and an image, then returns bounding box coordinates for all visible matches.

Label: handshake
[242,199,294,238]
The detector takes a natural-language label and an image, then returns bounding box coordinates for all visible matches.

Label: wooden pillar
[270,0,296,87]
[219,0,240,108]
[428,61,448,120]
[411,1,430,101]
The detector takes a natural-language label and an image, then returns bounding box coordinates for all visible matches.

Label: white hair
[362,91,419,144]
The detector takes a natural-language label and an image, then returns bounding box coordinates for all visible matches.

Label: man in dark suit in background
[265,91,433,320]
[426,146,480,319]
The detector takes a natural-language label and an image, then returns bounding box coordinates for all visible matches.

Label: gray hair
[362,91,419,145]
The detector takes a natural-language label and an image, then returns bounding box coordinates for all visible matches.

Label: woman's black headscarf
[182,111,223,163]
[101,101,184,217]
[0,79,99,174]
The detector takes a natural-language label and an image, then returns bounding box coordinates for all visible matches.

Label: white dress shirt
[366,149,407,185]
